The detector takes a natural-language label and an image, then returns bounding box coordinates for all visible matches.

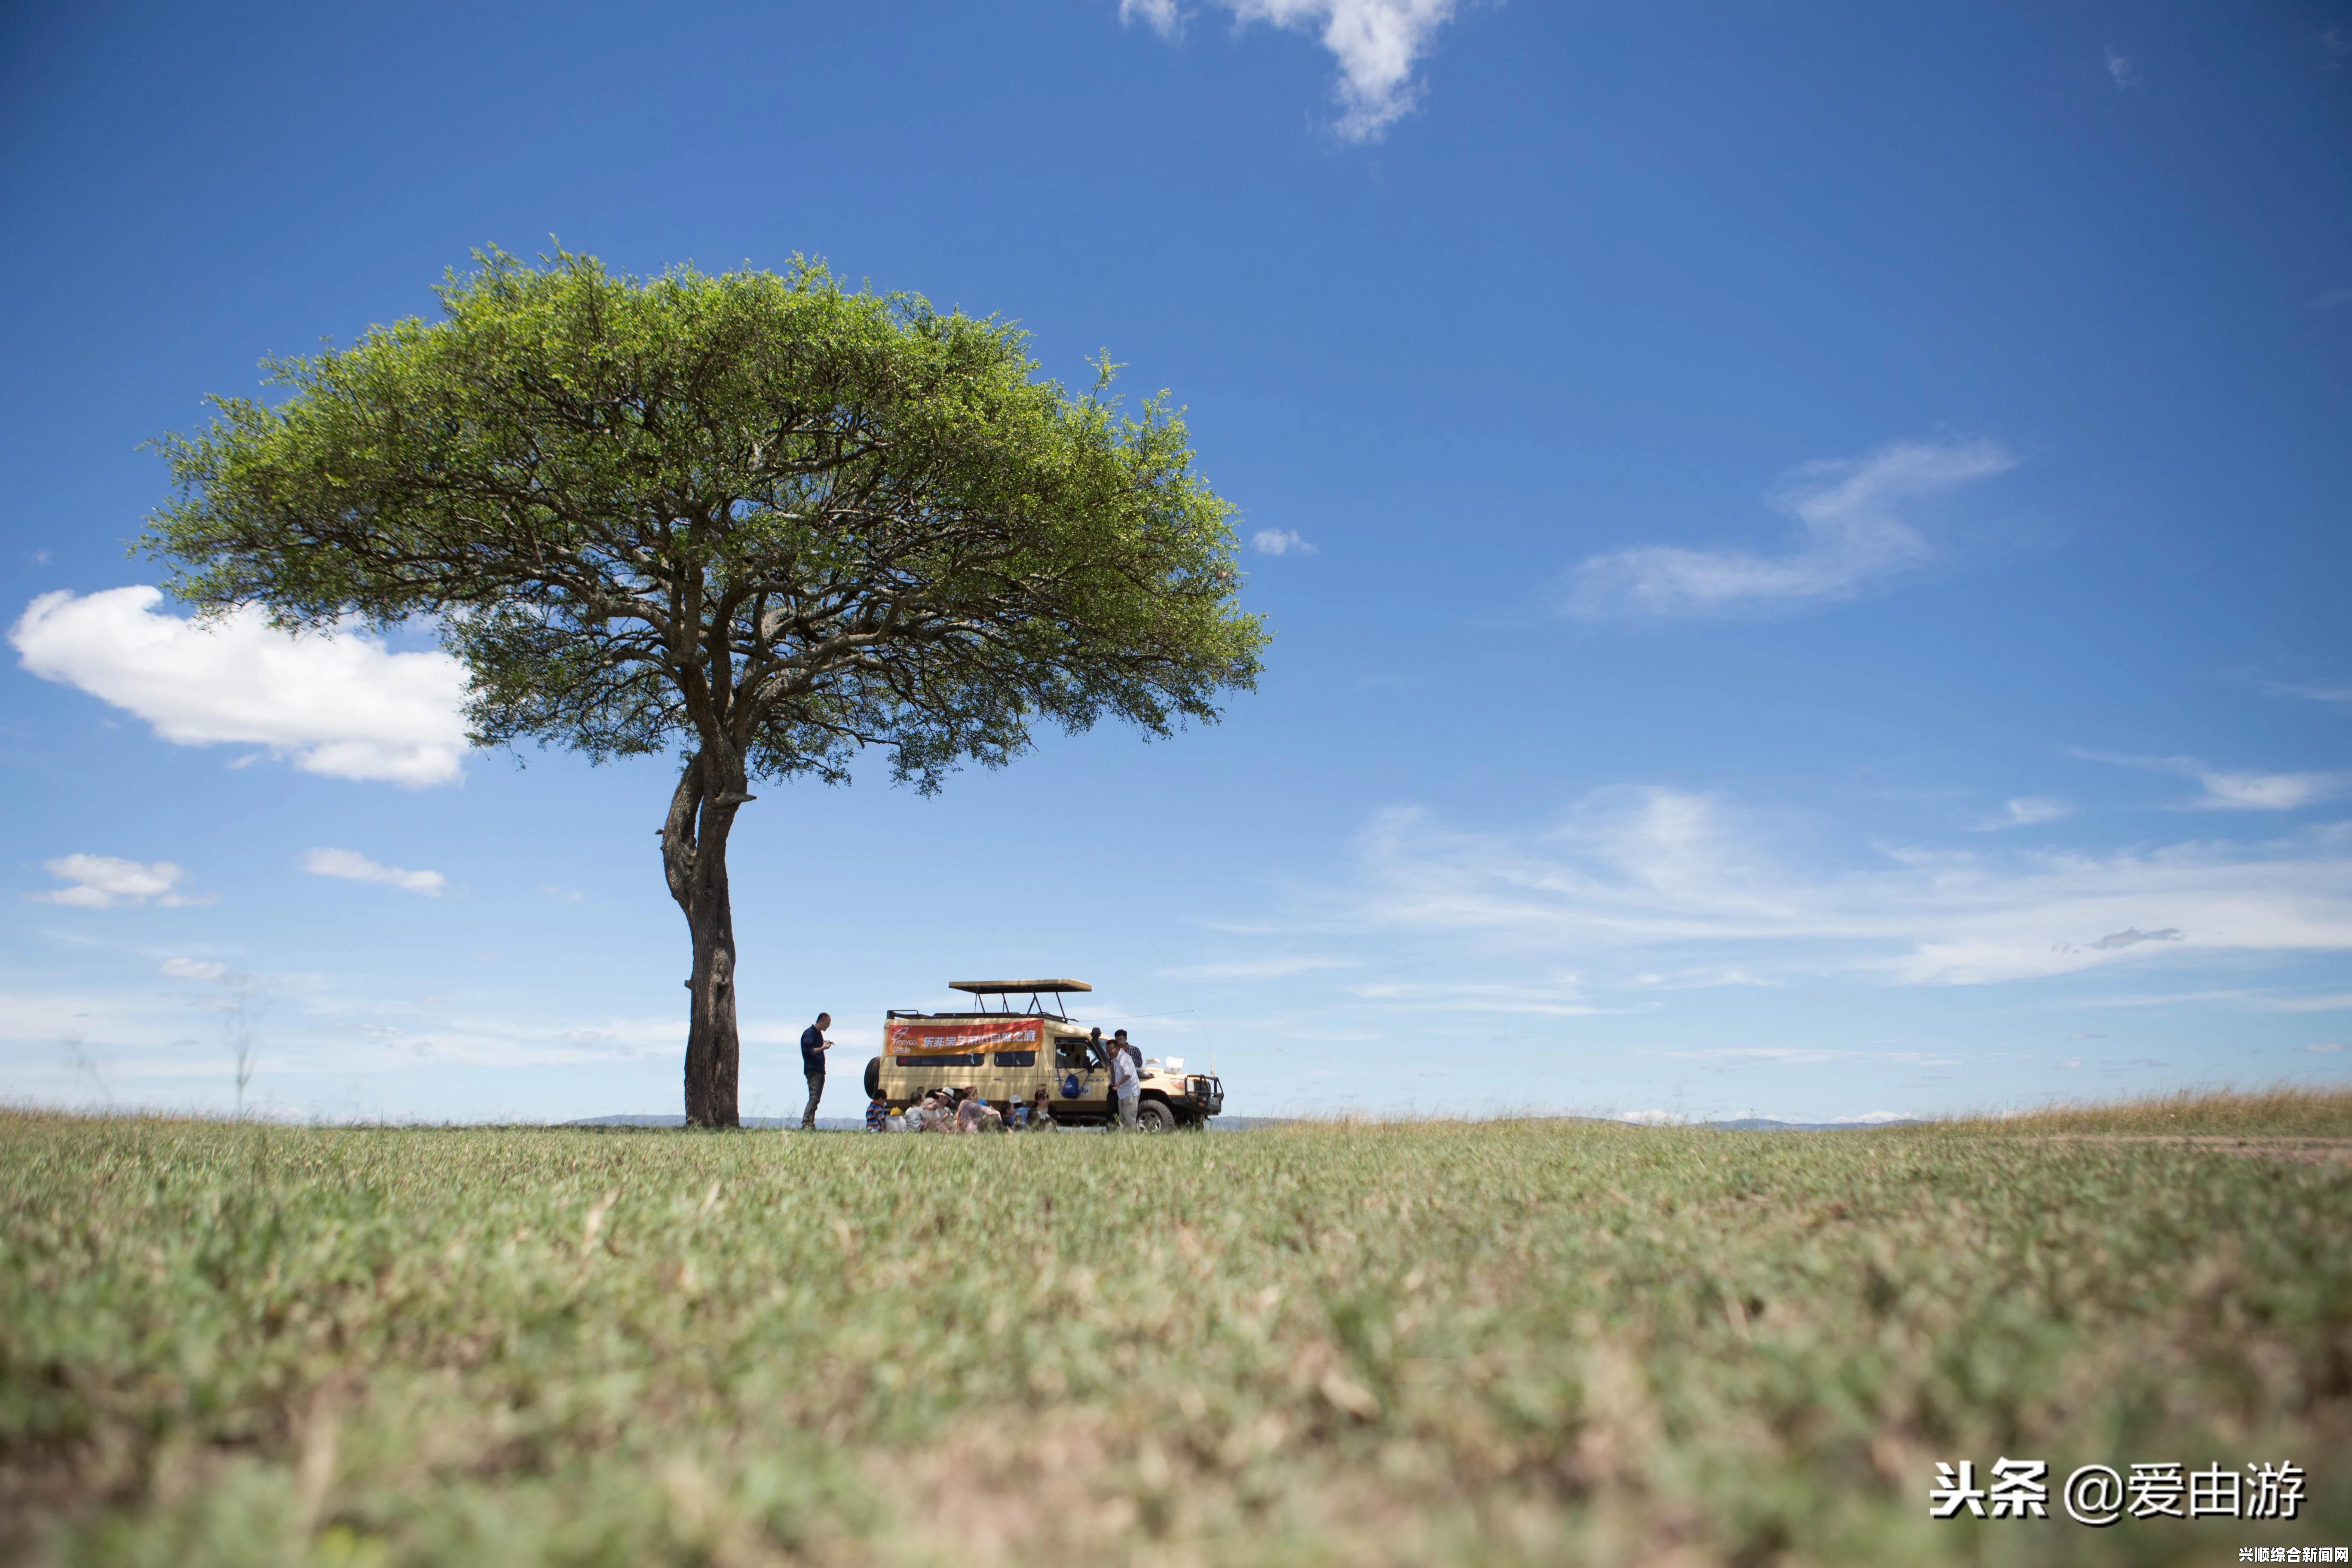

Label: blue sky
[5,0,2350,1124]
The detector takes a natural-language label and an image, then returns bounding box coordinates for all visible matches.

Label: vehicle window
[1053,1037,1095,1070]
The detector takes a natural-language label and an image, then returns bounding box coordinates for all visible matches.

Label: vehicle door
[1051,1033,1111,1120]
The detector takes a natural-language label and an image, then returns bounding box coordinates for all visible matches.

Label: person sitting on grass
[956,1089,1002,1133]
[1027,1086,1058,1132]
[906,1090,943,1132]
[865,1096,887,1132]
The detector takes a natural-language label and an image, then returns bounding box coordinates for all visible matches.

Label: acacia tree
[146,249,1266,1127]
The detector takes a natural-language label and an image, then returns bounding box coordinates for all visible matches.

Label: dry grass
[1935,1085,2352,1139]
[2,1091,2348,1565]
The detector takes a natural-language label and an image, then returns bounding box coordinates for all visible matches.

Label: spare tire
[862,1055,882,1101]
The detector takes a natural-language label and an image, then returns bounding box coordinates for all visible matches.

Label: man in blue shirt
[799,1012,833,1130]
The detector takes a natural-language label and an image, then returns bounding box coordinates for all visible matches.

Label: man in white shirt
[1108,1041,1141,1131]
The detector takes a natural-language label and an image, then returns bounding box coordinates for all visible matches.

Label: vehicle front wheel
[1136,1099,1176,1132]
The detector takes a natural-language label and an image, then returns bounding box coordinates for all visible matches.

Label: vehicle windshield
[1053,1035,1106,1071]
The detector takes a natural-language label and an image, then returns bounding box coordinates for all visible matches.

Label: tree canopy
[145,248,1267,1124]
[148,248,1265,789]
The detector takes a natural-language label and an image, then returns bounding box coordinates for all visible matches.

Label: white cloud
[1612,1109,1680,1125]
[2190,770,2345,811]
[29,854,213,909]
[303,848,445,897]
[1324,786,2352,986]
[2265,677,2352,702]
[1564,438,2017,622]
[2104,46,2141,88]
[390,1011,698,1066]
[11,586,470,787]
[2081,988,2352,1012]
[1346,974,1608,1016]
[1988,797,2072,829]
[2077,750,2349,811]
[1251,528,1319,556]
[1159,955,1360,980]
[2269,994,2352,1013]
[1119,0,1183,38]
[2310,1042,2345,1053]
[1627,966,1774,989]
[160,957,226,980]
[1651,1045,1844,1065]
[1121,0,1461,142]
[2087,925,2181,950]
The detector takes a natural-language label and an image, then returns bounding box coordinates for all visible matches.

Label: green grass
[3,1096,2348,1566]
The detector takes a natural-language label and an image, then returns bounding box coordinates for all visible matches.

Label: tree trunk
[662,747,752,1128]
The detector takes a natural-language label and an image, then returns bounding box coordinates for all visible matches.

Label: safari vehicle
[860,979,1224,1130]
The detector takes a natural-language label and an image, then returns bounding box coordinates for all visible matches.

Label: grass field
[3,1092,2349,1566]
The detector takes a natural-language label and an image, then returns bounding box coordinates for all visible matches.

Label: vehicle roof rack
[948,979,1091,995]
[945,977,1091,1018]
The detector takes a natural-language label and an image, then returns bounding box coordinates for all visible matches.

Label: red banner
[887,1019,1044,1053]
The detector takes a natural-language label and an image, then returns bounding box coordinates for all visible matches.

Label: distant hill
[1699,1118,1923,1132]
